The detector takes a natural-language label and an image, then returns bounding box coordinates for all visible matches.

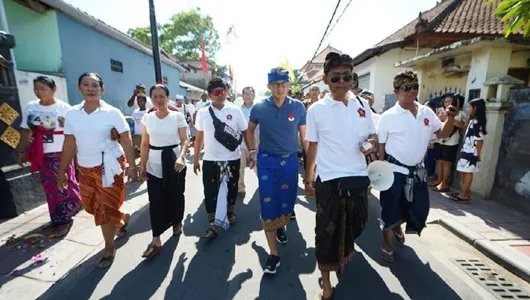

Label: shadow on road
[100,237,180,300]
[356,197,461,300]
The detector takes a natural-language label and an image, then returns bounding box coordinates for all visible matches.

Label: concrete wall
[416,54,470,103]
[493,88,530,214]
[4,0,62,73]
[55,12,187,115]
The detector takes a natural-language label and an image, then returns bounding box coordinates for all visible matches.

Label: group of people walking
[14,50,488,299]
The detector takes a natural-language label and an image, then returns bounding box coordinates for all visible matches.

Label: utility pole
[148,0,162,83]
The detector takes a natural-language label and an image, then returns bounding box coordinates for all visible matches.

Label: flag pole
[148,0,162,83]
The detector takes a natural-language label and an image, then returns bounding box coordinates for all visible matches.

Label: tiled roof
[374,0,457,47]
[300,45,342,71]
[433,0,506,35]
[374,0,515,48]
[313,45,342,63]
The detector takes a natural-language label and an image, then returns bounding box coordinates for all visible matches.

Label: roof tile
[432,0,505,35]
[374,0,457,47]
[375,0,518,48]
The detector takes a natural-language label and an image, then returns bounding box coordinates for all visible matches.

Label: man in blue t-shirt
[246,67,307,275]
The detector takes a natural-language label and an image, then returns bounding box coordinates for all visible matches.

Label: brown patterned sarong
[77,156,126,228]
[315,177,368,272]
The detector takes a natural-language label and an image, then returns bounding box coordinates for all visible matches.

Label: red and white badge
[288,112,295,121]
[226,114,233,120]
[423,118,429,126]
[357,108,366,118]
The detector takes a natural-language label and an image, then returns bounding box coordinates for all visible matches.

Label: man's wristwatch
[303,179,313,185]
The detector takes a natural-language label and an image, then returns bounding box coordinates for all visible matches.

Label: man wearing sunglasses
[193,78,250,240]
[376,70,457,263]
[246,67,307,275]
[304,52,376,299]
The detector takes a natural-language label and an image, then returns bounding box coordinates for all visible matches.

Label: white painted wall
[15,70,69,109]
[353,48,432,112]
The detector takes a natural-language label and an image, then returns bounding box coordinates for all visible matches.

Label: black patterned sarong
[315,177,368,271]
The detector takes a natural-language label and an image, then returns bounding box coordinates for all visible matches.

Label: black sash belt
[149,144,179,188]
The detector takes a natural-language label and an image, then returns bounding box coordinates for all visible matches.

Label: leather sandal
[116,214,131,238]
[381,247,395,263]
[203,227,217,240]
[393,228,405,246]
[142,243,162,259]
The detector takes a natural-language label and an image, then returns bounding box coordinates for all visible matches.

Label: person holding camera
[127,84,153,110]
[193,78,250,240]
[376,70,456,263]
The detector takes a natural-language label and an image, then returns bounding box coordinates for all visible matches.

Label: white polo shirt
[305,95,376,181]
[64,100,130,168]
[377,102,442,175]
[195,102,248,161]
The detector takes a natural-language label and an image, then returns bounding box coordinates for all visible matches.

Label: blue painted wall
[56,12,186,115]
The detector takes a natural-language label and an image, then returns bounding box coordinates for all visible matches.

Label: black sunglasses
[399,83,419,91]
[329,73,353,83]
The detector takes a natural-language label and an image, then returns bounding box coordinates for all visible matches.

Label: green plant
[488,0,530,37]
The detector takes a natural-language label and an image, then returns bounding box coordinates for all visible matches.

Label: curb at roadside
[437,218,530,284]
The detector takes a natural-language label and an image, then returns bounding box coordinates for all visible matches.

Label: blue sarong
[257,150,298,231]
[379,172,430,235]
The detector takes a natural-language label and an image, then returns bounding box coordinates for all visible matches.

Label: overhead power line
[305,0,343,70]
[323,0,354,42]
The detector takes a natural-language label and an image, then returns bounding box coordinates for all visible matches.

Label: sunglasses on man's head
[211,88,226,96]
[329,72,353,83]
[399,83,419,91]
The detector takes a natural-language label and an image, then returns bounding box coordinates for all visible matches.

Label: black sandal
[203,227,217,240]
[116,214,131,238]
[229,216,237,225]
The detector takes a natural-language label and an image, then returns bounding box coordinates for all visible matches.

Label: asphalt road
[37,163,530,300]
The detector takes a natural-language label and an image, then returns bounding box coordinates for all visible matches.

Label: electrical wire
[305,0,343,69]
[322,0,354,42]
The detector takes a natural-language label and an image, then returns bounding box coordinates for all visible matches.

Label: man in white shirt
[193,78,251,240]
[237,86,257,199]
[184,96,197,142]
[127,84,153,111]
[175,95,194,139]
[194,92,211,123]
[376,70,456,263]
[131,94,148,151]
[305,52,376,299]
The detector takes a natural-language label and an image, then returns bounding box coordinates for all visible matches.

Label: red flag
[201,38,208,74]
